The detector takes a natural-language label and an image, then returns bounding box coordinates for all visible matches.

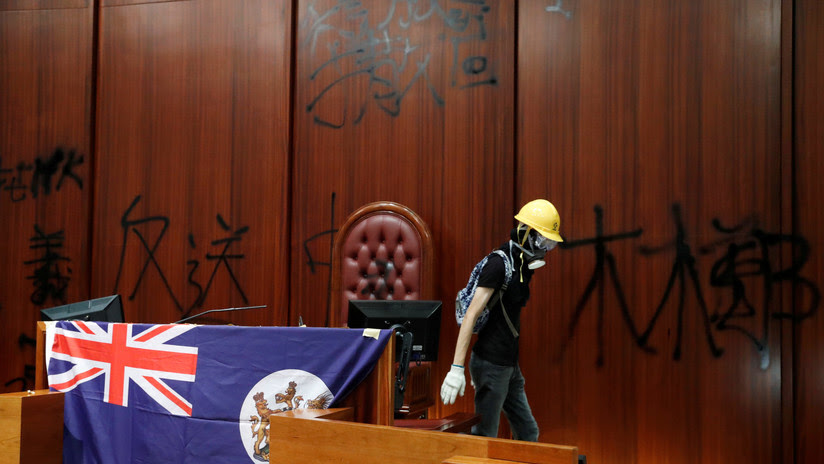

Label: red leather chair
[330,201,435,418]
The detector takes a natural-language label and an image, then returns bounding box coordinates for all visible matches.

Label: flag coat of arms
[46,321,392,463]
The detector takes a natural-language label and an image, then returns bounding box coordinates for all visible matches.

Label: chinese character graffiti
[191,214,250,308]
[302,0,498,128]
[558,205,650,366]
[24,225,71,306]
[636,204,725,360]
[114,195,183,311]
[700,216,820,369]
[113,195,254,317]
[1,148,85,203]
[559,203,820,367]
[302,192,338,326]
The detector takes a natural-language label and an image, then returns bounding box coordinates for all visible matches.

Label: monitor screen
[347,299,441,361]
[40,295,124,323]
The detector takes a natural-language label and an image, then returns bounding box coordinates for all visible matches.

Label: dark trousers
[469,352,539,441]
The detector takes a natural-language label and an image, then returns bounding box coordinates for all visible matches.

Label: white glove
[440,364,466,405]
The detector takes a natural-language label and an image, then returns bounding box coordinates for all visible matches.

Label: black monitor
[347,299,441,362]
[40,295,124,323]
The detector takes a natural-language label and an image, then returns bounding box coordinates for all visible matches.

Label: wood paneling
[92,0,291,326]
[794,1,824,462]
[1,1,822,463]
[0,5,93,393]
[519,0,784,462]
[0,0,89,11]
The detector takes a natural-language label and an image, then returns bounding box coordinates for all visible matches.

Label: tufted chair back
[330,201,434,328]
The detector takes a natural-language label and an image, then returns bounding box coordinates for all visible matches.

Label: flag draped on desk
[46,321,392,464]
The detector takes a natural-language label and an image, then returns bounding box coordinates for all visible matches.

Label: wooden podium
[0,389,64,464]
[15,322,578,464]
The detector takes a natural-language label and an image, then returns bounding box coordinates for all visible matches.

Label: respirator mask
[511,226,557,270]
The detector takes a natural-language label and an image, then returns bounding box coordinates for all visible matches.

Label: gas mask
[510,226,557,270]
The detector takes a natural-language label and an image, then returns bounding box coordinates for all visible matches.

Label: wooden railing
[266,412,578,464]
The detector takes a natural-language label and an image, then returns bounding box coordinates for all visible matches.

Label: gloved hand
[440,364,466,405]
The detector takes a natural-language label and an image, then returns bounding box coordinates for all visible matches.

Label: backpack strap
[498,295,519,338]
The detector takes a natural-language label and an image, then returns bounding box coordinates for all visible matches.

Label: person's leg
[501,363,539,441]
[469,353,513,438]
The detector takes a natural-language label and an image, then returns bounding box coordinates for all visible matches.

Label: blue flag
[46,321,392,463]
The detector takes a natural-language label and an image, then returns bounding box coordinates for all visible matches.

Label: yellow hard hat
[514,199,563,242]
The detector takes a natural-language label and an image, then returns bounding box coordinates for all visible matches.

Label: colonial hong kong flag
[46,321,392,464]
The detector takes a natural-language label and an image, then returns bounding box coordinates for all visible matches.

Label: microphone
[172,305,267,324]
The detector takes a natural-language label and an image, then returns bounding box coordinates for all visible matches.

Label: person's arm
[451,286,494,366]
[440,286,494,405]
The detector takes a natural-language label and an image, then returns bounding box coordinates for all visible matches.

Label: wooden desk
[394,412,481,434]
[267,412,578,464]
[278,407,354,421]
[0,389,64,464]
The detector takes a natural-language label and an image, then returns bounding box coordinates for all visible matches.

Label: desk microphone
[172,305,267,324]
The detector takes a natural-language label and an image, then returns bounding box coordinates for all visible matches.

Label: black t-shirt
[471,243,534,366]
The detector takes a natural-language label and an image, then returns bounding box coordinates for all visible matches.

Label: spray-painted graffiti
[559,203,819,368]
[302,193,338,326]
[191,215,250,308]
[701,215,820,369]
[0,148,84,203]
[302,0,497,128]
[113,195,251,317]
[558,205,651,366]
[636,204,725,360]
[24,225,72,306]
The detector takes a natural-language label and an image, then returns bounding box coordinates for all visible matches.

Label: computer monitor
[347,299,441,362]
[40,295,124,323]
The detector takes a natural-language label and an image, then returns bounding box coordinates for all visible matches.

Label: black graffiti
[699,216,820,369]
[191,214,250,309]
[4,365,35,391]
[303,192,337,326]
[114,195,183,311]
[113,195,254,317]
[302,0,496,128]
[18,333,36,349]
[557,205,651,366]
[638,204,724,360]
[0,148,84,203]
[1,159,31,202]
[24,225,71,306]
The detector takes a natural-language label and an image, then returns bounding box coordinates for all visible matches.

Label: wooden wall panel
[0,4,93,393]
[518,0,785,462]
[93,0,291,326]
[0,1,821,463]
[794,0,824,462]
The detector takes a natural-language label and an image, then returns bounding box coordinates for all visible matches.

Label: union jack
[48,321,199,416]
